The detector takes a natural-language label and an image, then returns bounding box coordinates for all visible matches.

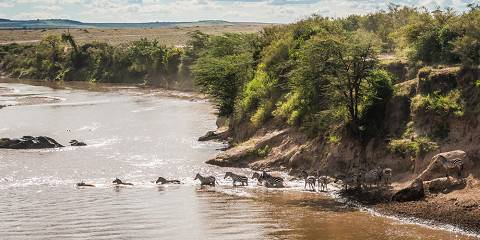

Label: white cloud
[0,0,476,23]
[0,2,15,7]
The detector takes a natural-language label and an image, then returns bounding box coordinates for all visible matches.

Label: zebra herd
[77,168,394,192]
[77,153,465,193]
[195,167,393,192]
[195,171,285,188]
[331,167,393,191]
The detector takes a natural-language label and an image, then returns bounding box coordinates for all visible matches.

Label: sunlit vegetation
[0,35,186,89]
[2,4,480,140]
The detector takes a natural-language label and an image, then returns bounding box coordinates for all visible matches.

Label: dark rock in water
[198,131,216,141]
[0,136,64,149]
[69,139,87,146]
[198,130,231,142]
[392,179,425,202]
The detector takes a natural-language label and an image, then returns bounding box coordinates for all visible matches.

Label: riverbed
[0,79,477,239]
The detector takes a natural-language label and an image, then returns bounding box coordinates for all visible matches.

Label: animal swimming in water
[76,181,95,187]
[112,178,134,186]
[155,177,181,184]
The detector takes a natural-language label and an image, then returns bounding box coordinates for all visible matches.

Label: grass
[0,24,269,46]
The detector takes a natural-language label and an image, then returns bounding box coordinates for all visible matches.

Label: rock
[198,131,216,141]
[417,150,467,181]
[198,129,231,142]
[424,177,466,194]
[392,179,425,202]
[0,136,64,149]
[69,139,87,146]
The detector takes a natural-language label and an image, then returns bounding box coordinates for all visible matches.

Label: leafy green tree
[328,31,382,129]
[192,33,257,117]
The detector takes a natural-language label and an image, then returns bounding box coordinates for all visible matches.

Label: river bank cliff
[203,65,480,233]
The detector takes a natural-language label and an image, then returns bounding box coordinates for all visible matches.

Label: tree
[329,31,381,129]
[192,33,256,117]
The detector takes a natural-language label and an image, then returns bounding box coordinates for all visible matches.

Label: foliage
[412,90,465,117]
[3,5,480,142]
[256,145,272,158]
[359,69,394,138]
[191,33,257,116]
[0,35,187,88]
[388,136,438,157]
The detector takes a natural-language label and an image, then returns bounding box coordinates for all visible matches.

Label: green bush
[0,35,186,86]
[256,145,272,158]
[388,136,438,157]
[412,90,464,117]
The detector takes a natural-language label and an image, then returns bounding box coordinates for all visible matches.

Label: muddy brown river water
[0,79,478,239]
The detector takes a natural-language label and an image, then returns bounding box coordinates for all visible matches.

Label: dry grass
[0,24,270,46]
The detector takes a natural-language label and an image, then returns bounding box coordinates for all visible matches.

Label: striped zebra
[360,168,383,188]
[300,170,316,191]
[224,172,248,186]
[317,176,329,192]
[334,173,360,190]
[314,170,329,192]
[252,172,262,182]
[112,178,133,186]
[155,177,181,184]
[251,171,274,181]
[253,171,284,188]
[76,181,95,187]
[435,156,464,178]
[381,168,392,186]
[194,173,217,186]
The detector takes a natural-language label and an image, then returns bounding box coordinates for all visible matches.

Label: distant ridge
[0,18,266,29]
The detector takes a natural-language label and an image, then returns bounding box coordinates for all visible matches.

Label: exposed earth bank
[203,66,480,232]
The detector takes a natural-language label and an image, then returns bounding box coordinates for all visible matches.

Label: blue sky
[0,0,476,23]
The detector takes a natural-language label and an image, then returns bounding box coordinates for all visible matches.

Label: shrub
[388,136,438,157]
[411,90,464,117]
[257,145,272,158]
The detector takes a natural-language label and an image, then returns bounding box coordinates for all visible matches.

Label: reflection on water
[0,80,477,240]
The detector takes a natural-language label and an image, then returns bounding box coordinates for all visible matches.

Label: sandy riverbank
[372,176,480,232]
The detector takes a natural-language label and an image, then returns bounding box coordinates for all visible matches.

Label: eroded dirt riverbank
[1,79,478,239]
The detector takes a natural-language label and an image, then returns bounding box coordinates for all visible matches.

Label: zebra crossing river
[0,79,478,240]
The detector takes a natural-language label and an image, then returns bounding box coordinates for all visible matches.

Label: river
[0,79,477,240]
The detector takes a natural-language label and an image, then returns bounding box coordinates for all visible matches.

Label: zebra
[224,172,248,186]
[360,167,383,189]
[76,181,95,187]
[155,177,181,185]
[300,170,316,191]
[253,171,284,188]
[381,168,392,186]
[251,171,273,182]
[435,155,464,178]
[317,176,329,192]
[112,178,133,186]
[314,170,329,192]
[252,172,262,182]
[334,173,360,190]
[194,173,217,186]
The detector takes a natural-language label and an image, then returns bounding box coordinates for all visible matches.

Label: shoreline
[0,78,208,106]
[204,132,480,236]
[374,196,480,233]
[3,78,479,238]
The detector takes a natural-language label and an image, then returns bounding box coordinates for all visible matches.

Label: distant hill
[0,19,264,29]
